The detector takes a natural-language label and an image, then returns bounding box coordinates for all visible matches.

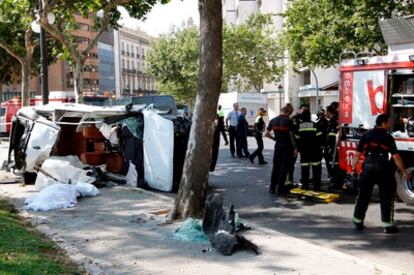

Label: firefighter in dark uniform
[288,104,309,185]
[325,105,342,188]
[265,104,296,194]
[250,108,267,164]
[295,110,323,191]
[316,109,329,177]
[352,114,411,234]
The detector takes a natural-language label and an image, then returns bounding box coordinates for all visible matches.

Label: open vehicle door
[8,107,60,173]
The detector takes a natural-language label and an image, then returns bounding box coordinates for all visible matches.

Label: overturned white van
[7,103,191,192]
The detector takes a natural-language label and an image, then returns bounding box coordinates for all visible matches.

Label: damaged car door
[8,107,60,173]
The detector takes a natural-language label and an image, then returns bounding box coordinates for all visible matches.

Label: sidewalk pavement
[0,183,408,275]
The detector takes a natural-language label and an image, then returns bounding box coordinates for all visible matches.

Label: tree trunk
[0,79,3,104]
[73,61,84,103]
[172,0,222,220]
[21,61,31,107]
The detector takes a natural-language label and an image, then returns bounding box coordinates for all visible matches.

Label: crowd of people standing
[211,102,411,234]
[213,101,343,194]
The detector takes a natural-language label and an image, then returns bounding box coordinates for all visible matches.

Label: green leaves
[147,13,285,103]
[283,0,414,68]
[147,26,199,104]
[223,13,284,92]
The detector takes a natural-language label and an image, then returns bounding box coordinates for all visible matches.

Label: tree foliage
[147,26,199,104]
[223,13,284,92]
[0,0,61,105]
[283,0,414,68]
[147,13,284,104]
[0,49,20,92]
[0,0,37,106]
[38,0,169,102]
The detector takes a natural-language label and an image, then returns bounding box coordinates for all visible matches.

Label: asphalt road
[210,136,414,273]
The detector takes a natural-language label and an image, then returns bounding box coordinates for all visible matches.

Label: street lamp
[311,70,320,111]
[31,7,55,105]
[278,84,284,113]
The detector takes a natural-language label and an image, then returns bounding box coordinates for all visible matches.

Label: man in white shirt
[225,103,240,157]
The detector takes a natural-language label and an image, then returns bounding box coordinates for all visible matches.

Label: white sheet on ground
[25,182,99,211]
[34,156,96,191]
[142,110,174,192]
[25,118,60,172]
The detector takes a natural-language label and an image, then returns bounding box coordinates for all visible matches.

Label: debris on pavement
[174,218,209,243]
[0,171,20,184]
[34,155,96,191]
[202,193,259,256]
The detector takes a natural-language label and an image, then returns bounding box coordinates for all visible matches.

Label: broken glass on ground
[202,193,259,256]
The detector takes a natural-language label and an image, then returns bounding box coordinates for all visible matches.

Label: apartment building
[222,0,339,115]
[113,26,156,98]
[48,14,101,94]
[2,15,158,101]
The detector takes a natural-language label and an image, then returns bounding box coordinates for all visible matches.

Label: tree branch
[38,16,78,61]
[0,40,23,65]
[82,4,113,56]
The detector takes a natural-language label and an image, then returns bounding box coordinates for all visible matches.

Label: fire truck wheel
[396,167,414,206]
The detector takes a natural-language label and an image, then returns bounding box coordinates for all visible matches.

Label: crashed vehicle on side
[7,102,191,192]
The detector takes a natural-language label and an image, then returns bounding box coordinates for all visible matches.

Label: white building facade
[223,0,339,115]
[113,27,157,98]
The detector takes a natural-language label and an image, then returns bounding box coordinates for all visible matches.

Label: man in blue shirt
[226,103,240,157]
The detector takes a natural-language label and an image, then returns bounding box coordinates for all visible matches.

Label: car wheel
[396,167,414,206]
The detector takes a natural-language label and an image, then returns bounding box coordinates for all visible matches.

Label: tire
[23,172,37,185]
[396,167,414,205]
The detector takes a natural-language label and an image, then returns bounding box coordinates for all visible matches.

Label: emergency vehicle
[0,92,75,135]
[338,16,414,205]
[218,91,268,129]
[0,98,35,134]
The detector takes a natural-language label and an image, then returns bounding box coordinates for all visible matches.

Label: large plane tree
[171,0,223,219]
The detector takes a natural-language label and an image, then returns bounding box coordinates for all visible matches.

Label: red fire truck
[0,98,35,134]
[0,92,75,135]
[338,16,414,205]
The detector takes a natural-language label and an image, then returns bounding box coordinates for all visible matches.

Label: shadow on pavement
[208,141,414,271]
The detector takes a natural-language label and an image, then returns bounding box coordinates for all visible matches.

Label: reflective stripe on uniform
[328,133,337,136]
[383,222,395,227]
[298,128,317,132]
[352,217,363,224]
[316,132,322,136]
[311,162,321,166]
[295,135,300,139]
[301,163,310,167]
